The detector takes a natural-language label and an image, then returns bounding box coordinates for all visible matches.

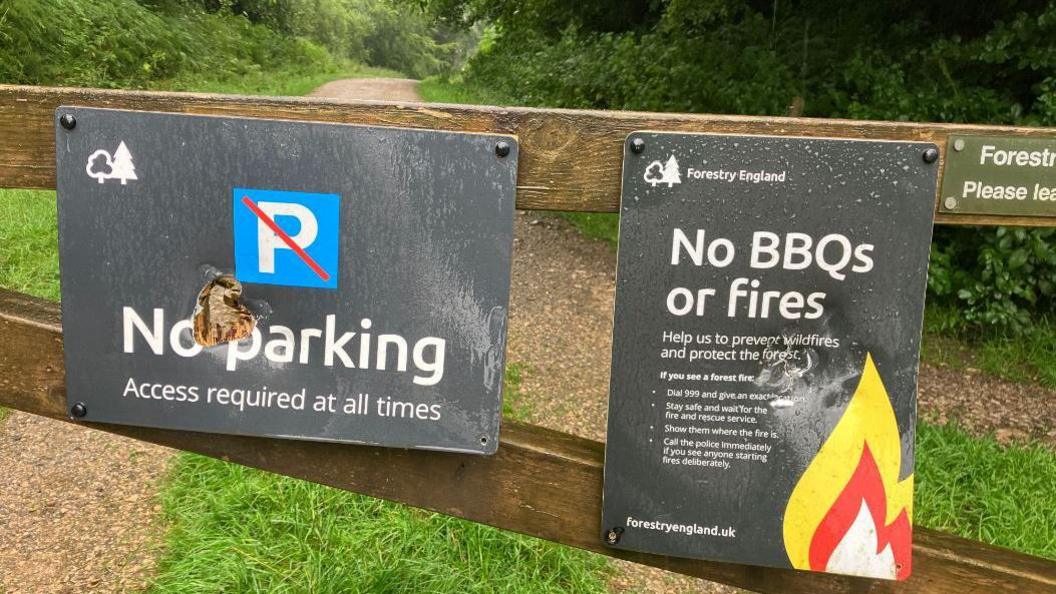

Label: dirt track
[309,77,422,102]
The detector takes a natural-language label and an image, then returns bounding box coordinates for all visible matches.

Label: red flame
[808,444,912,579]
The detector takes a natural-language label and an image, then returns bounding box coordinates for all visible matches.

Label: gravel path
[0,414,171,593]
[308,77,422,102]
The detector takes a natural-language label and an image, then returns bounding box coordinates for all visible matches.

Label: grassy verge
[417,77,513,106]
[916,422,1056,558]
[921,306,1056,388]
[0,190,59,301]
[502,362,533,421]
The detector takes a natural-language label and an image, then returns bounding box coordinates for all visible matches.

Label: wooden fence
[1,84,1055,593]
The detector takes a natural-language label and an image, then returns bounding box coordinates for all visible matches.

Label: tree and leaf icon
[643,155,681,187]
[86,141,138,184]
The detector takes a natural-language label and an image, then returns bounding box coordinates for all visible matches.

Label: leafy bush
[0,0,464,89]
[0,0,342,89]
[929,228,1056,334]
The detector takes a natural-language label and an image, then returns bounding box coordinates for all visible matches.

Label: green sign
[940,135,1056,217]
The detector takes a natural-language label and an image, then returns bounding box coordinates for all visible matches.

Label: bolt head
[606,530,618,544]
[630,138,645,154]
[944,197,958,210]
[70,402,87,418]
[922,147,939,164]
[495,141,511,158]
[59,113,76,130]
[953,138,966,152]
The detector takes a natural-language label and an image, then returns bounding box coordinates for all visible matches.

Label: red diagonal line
[242,196,330,281]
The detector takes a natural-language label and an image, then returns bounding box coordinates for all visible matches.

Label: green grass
[915,422,1056,558]
[502,362,533,421]
[145,366,607,593]
[417,76,513,106]
[0,190,59,301]
[922,305,1056,389]
[149,452,609,594]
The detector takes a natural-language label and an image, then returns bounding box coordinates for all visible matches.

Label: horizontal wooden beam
[1,287,1053,593]
[3,84,1056,227]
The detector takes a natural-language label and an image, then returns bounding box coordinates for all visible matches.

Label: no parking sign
[54,107,518,454]
[232,187,340,289]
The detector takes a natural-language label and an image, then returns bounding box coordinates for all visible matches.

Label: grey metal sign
[602,133,937,580]
[940,134,1056,217]
[55,107,517,454]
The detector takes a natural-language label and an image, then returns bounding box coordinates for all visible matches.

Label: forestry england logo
[86,141,138,185]
[644,155,682,187]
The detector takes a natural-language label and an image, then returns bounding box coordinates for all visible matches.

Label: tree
[644,161,665,186]
[110,141,137,185]
[662,155,681,187]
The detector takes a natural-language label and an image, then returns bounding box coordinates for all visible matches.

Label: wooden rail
[2,288,1055,593]
[4,84,1056,227]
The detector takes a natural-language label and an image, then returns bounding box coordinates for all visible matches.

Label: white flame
[824,500,897,580]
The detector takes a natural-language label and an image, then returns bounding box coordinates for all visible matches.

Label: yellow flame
[782,353,913,570]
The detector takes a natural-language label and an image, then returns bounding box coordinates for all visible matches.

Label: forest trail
[309,77,421,101]
[0,414,170,593]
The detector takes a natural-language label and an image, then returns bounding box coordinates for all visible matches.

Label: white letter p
[257,202,318,274]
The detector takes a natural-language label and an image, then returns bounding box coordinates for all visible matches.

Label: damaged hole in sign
[192,274,256,347]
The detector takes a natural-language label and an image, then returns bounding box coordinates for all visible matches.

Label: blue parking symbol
[233,188,340,289]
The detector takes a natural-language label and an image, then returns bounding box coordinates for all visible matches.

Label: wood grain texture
[1,288,1053,593]
[3,84,1056,227]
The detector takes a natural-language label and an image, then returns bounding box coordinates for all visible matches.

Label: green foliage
[502,362,533,420]
[360,1,458,78]
[928,227,1056,334]
[0,0,344,89]
[0,190,59,301]
[179,0,465,78]
[420,0,1056,335]
[0,0,465,89]
[149,453,610,593]
[915,422,1056,559]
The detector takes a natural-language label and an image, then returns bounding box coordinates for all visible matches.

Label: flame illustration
[783,354,913,580]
